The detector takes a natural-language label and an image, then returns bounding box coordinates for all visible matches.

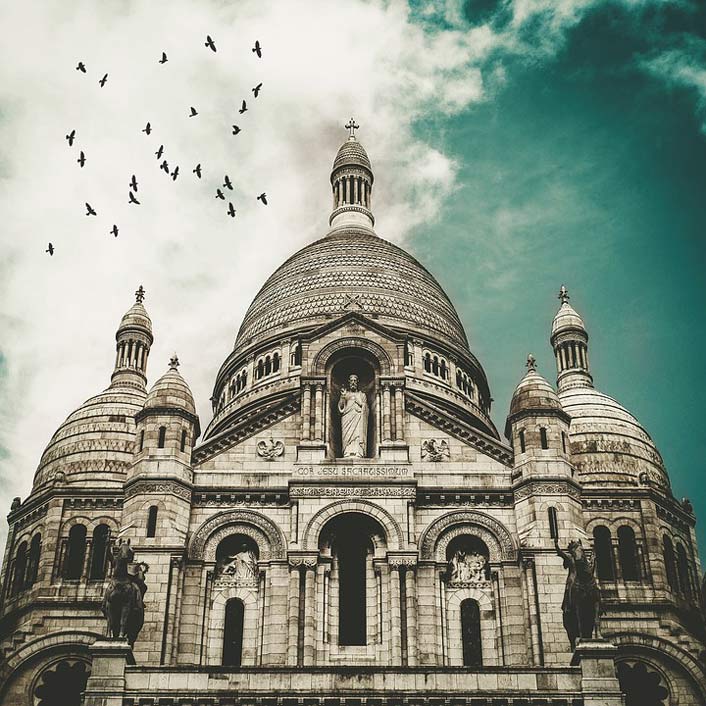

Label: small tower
[551,285,592,392]
[122,355,200,662]
[329,118,375,231]
[111,285,153,390]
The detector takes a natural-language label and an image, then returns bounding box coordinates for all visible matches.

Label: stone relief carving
[214,547,259,588]
[448,550,489,586]
[256,438,285,461]
[421,438,450,462]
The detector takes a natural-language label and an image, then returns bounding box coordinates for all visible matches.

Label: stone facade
[1,130,705,706]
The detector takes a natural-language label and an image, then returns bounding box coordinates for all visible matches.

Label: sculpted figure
[217,544,258,583]
[555,538,601,650]
[338,374,368,457]
[449,549,488,584]
[102,539,149,647]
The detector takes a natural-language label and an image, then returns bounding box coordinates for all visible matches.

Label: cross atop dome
[558,284,570,304]
[345,117,359,140]
[169,354,180,370]
[135,285,146,304]
[526,354,537,372]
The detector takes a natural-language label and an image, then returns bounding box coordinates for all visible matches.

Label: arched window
[256,360,264,379]
[561,431,567,453]
[404,342,413,367]
[89,524,110,580]
[662,536,678,592]
[292,344,302,367]
[518,429,526,453]
[424,353,432,373]
[242,370,247,387]
[432,356,439,376]
[27,533,41,586]
[273,352,280,372]
[593,526,615,581]
[146,506,158,538]
[222,598,245,666]
[461,599,482,666]
[157,426,166,448]
[617,526,640,581]
[180,429,187,452]
[456,370,462,387]
[264,356,272,375]
[64,524,87,580]
[440,359,447,380]
[540,427,549,449]
[12,541,28,595]
[676,543,692,597]
[548,507,559,541]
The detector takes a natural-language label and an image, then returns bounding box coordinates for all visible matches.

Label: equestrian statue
[555,537,602,650]
[102,538,149,646]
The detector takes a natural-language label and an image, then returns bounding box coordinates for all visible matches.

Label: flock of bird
[47,38,267,256]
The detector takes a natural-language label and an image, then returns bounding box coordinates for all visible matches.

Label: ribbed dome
[33,386,146,490]
[510,368,562,417]
[145,365,196,415]
[560,387,669,489]
[118,301,152,335]
[552,301,586,336]
[333,138,371,171]
[234,228,469,350]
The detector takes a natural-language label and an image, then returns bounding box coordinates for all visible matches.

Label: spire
[550,285,592,392]
[329,118,375,231]
[111,286,153,390]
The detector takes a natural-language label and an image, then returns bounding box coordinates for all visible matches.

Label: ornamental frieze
[513,482,581,502]
[290,486,415,499]
[124,480,191,501]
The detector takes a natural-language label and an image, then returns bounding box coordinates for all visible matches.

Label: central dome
[234,227,470,351]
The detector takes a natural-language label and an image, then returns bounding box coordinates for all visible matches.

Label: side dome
[33,386,146,490]
[559,387,668,489]
[234,228,470,351]
[333,138,372,171]
[509,362,562,417]
[144,357,196,416]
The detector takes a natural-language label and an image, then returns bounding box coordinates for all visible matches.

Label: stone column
[287,565,300,665]
[404,567,418,666]
[382,383,392,441]
[393,383,404,441]
[301,383,311,441]
[82,640,133,706]
[313,383,323,441]
[522,557,543,665]
[389,565,402,664]
[571,639,624,706]
[303,564,317,665]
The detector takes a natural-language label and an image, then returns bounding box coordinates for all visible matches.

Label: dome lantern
[329,118,375,231]
[550,285,592,392]
[111,285,153,390]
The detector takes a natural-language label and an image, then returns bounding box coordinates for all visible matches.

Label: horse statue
[102,539,149,646]
[555,538,601,650]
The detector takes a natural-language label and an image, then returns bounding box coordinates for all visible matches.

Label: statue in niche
[216,544,258,583]
[448,549,488,585]
[338,373,368,457]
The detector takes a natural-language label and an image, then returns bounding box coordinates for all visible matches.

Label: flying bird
[46,243,54,255]
[85,202,97,216]
[155,144,164,159]
[231,125,241,135]
[227,202,236,217]
[189,106,198,117]
[193,163,202,178]
[252,40,262,58]
[65,129,76,146]
[160,160,169,172]
[99,73,108,87]
[159,52,168,64]
[252,83,262,98]
[130,175,138,191]
[77,151,86,167]
[205,35,216,52]
[171,166,179,181]
[238,100,247,114]
[257,192,268,205]
[110,224,119,237]
[143,122,152,135]
[76,62,86,73]
[128,191,140,205]
[215,188,225,200]
[223,175,233,190]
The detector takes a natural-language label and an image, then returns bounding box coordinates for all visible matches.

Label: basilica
[1,126,705,706]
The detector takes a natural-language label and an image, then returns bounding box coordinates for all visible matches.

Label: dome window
[424,352,432,373]
[138,429,145,452]
[89,524,110,580]
[11,541,28,596]
[662,535,678,592]
[26,533,41,587]
[63,524,87,580]
[593,526,615,581]
[157,426,167,448]
[146,506,158,538]
[676,543,693,598]
[540,427,549,450]
[273,352,280,372]
[518,430,526,453]
[180,429,188,452]
[617,526,640,582]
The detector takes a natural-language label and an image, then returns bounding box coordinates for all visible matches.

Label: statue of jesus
[338,374,368,457]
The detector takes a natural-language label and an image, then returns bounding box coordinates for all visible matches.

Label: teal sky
[410,1,706,552]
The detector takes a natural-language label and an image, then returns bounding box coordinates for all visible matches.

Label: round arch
[313,336,392,376]
[419,510,516,562]
[303,500,403,550]
[188,509,286,561]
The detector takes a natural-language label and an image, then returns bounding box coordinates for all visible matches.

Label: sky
[0,0,705,554]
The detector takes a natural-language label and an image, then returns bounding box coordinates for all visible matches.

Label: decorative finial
[526,354,537,372]
[558,284,570,304]
[135,285,146,304]
[345,117,359,139]
[169,353,180,370]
